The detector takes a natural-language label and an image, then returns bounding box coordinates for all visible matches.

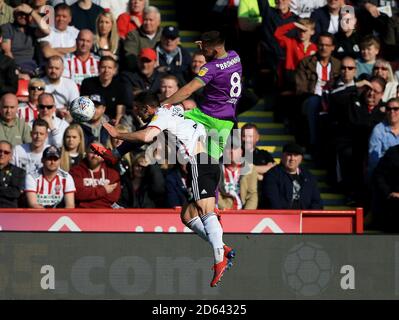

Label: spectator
[295,32,341,151]
[333,6,361,60]
[372,59,398,102]
[155,25,192,85]
[218,143,258,210]
[71,0,104,33]
[121,48,164,102]
[79,94,110,146]
[241,123,276,180]
[93,10,120,60]
[63,29,100,87]
[329,56,359,94]
[1,3,49,75]
[373,142,399,231]
[12,118,49,173]
[260,0,298,72]
[0,28,18,97]
[183,51,206,83]
[0,93,31,147]
[69,143,121,208]
[99,0,129,19]
[42,56,80,118]
[310,0,345,38]
[124,153,165,208]
[356,35,380,79]
[0,0,13,26]
[124,5,162,72]
[60,123,86,172]
[80,56,127,124]
[37,92,69,148]
[0,140,25,208]
[158,74,179,102]
[117,0,147,39]
[368,97,399,176]
[17,78,45,128]
[330,76,386,203]
[25,145,75,208]
[274,18,317,90]
[39,3,79,59]
[165,164,190,208]
[262,143,322,209]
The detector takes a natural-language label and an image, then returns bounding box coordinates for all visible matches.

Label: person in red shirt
[69,142,121,208]
[116,0,146,39]
[274,18,317,89]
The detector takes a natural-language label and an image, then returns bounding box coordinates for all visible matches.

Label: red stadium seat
[16,79,29,103]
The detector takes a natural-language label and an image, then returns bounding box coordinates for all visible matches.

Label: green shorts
[184,108,234,160]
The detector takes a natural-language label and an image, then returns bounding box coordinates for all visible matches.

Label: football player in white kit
[92,92,235,287]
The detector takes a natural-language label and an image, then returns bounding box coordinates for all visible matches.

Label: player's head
[197,31,225,62]
[134,91,160,121]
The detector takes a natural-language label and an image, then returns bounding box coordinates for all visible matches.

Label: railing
[0,208,363,233]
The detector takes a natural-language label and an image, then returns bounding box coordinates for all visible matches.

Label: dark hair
[99,55,118,67]
[387,97,399,106]
[54,3,72,15]
[318,32,336,46]
[134,91,160,107]
[200,31,225,46]
[241,123,259,132]
[369,75,387,92]
[32,118,50,131]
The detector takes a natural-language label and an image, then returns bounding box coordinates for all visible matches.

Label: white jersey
[41,76,80,110]
[63,53,100,86]
[18,102,39,128]
[25,168,76,207]
[12,143,49,174]
[148,104,206,159]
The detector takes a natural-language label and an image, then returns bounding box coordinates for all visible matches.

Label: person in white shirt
[41,56,80,117]
[25,145,75,208]
[63,29,100,86]
[12,118,49,174]
[39,3,79,59]
[37,92,69,148]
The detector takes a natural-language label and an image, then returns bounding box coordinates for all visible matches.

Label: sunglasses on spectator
[374,66,388,71]
[38,104,54,110]
[341,65,356,70]
[0,149,11,155]
[386,106,399,112]
[29,86,44,91]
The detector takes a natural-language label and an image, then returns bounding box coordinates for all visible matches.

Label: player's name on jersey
[216,56,241,70]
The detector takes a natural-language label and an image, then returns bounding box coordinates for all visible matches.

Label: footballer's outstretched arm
[162,78,204,105]
[104,122,161,143]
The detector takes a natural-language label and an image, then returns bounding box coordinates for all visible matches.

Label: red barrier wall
[0,208,363,233]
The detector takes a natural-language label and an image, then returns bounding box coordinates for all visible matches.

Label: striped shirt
[63,53,100,86]
[18,102,39,128]
[25,168,76,208]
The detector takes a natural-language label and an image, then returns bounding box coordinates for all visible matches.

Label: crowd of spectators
[1,0,399,231]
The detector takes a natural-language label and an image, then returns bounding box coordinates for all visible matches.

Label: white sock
[186,216,209,242]
[201,212,224,264]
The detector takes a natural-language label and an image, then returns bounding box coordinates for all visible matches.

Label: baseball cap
[138,48,157,61]
[282,143,305,156]
[89,94,106,106]
[162,26,179,39]
[42,145,61,159]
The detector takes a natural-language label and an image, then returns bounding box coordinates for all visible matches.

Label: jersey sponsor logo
[201,189,207,195]
[198,67,208,77]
